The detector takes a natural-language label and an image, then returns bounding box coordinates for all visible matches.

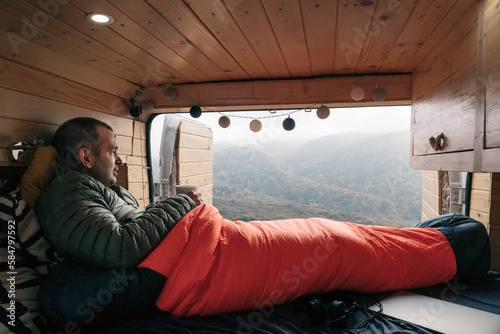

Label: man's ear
[78,148,95,169]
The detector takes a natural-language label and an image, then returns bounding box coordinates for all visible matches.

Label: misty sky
[179,105,412,147]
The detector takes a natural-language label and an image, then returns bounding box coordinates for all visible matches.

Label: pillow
[19,146,58,208]
[0,192,62,333]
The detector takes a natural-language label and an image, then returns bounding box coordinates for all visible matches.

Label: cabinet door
[485,0,500,150]
[412,96,476,156]
[411,1,478,159]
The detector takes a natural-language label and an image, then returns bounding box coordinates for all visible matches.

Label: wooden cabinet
[410,0,500,173]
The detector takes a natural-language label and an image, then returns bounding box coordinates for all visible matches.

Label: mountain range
[212,131,422,227]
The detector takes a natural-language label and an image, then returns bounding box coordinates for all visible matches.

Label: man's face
[88,125,122,187]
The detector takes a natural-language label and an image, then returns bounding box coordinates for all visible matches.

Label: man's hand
[186,189,204,206]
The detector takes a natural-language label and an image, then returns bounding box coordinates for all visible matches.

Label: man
[35,117,199,329]
[36,117,200,268]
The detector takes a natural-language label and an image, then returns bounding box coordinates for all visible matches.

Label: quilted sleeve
[35,172,196,269]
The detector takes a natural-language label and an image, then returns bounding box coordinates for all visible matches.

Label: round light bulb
[249,119,262,132]
[218,116,231,128]
[189,105,202,118]
[372,87,386,102]
[283,117,295,131]
[316,105,330,119]
[164,87,177,100]
[350,86,365,101]
[141,100,154,112]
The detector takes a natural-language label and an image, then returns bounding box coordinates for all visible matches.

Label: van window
[149,106,421,227]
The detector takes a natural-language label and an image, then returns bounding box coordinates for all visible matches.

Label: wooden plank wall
[469,173,500,271]
[410,0,478,170]
[0,57,144,206]
[176,121,213,205]
[421,170,440,221]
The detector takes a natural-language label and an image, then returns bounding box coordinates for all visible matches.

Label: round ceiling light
[86,13,115,25]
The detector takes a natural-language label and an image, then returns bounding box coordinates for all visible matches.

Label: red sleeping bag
[138,204,456,317]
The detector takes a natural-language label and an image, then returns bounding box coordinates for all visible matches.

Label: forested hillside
[212,131,422,227]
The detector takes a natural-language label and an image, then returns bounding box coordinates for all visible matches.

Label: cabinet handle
[429,133,446,151]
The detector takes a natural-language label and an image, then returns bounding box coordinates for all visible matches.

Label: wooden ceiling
[0,0,465,110]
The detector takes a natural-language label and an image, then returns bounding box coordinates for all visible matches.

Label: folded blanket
[139,204,457,317]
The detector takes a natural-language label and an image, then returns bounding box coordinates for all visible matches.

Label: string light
[316,105,330,119]
[218,115,231,128]
[189,105,202,118]
[164,87,177,100]
[350,85,365,101]
[372,85,386,102]
[141,100,154,112]
[282,116,295,131]
[249,119,262,132]
[139,78,386,131]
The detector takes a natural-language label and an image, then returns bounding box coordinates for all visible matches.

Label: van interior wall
[0,62,148,208]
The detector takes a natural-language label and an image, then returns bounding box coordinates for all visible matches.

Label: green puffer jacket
[35,171,196,269]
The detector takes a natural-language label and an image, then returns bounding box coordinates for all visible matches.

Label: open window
[149,114,213,205]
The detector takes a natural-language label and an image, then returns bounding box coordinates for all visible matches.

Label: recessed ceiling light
[86,12,115,25]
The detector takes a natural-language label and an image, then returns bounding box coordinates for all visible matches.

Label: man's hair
[52,117,113,171]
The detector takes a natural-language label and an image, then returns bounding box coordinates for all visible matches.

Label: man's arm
[36,171,196,268]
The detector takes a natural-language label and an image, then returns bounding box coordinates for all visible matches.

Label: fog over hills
[212,131,422,227]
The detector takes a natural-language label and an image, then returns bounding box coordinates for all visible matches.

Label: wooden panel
[223,0,289,77]
[356,0,417,73]
[0,17,134,97]
[0,118,57,150]
[22,0,186,84]
[381,0,457,73]
[179,121,213,138]
[482,147,500,172]
[145,0,248,80]
[132,138,147,157]
[410,1,478,160]
[485,0,500,149]
[0,89,133,137]
[133,121,148,140]
[178,148,213,163]
[3,0,171,85]
[472,173,492,191]
[421,171,439,219]
[127,165,149,183]
[422,188,439,215]
[175,119,213,203]
[106,0,230,82]
[334,0,378,73]
[178,162,212,178]
[180,0,269,79]
[178,173,213,188]
[0,59,130,116]
[261,0,310,77]
[470,189,491,213]
[178,133,213,150]
[403,0,476,72]
[125,155,148,166]
[410,151,474,171]
[152,75,412,110]
[422,200,438,221]
[116,135,133,157]
[469,209,490,227]
[411,17,478,155]
[69,0,212,83]
[299,0,337,76]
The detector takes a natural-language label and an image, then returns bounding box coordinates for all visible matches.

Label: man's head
[52,117,122,187]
